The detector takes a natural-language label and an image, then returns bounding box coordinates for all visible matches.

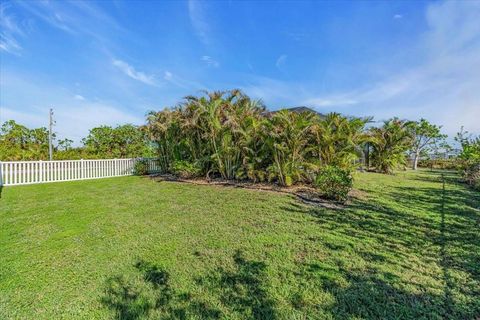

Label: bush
[417,159,461,170]
[463,162,480,190]
[314,166,353,202]
[172,160,202,179]
[133,159,149,176]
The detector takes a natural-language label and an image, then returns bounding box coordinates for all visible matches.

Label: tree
[310,113,370,170]
[265,110,314,186]
[369,118,413,174]
[455,128,480,189]
[408,119,446,170]
[57,138,74,151]
[82,124,152,158]
[456,127,480,162]
[0,120,51,160]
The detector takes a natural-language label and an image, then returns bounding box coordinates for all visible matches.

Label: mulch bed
[149,174,351,209]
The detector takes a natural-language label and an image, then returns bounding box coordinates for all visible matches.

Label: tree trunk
[412,151,419,170]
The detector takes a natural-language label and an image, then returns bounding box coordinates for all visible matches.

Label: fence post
[39,160,43,183]
[81,159,84,179]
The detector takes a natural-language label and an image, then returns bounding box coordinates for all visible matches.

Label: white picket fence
[0,158,161,186]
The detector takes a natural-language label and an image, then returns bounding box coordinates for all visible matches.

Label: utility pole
[49,108,54,161]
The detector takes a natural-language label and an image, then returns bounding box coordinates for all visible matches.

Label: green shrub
[417,159,461,170]
[314,166,353,202]
[133,159,149,176]
[463,162,480,190]
[172,160,202,179]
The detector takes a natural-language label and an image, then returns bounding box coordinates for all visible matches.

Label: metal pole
[49,108,53,161]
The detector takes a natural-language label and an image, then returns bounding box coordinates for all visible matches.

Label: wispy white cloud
[275,54,287,69]
[73,94,85,101]
[112,59,158,86]
[393,14,403,19]
[163,70,206,90]
[303,1,480,135]
[201,55,219,67]
[164,71,173,81]
[0,3,25,54]
[188,0,211,45]
[14,0,125,46]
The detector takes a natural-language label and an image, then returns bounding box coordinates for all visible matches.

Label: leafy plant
[455,128,480,189]
[407,119,446,170]
[264,110,314,186]
[369,118,413,174]
[172,160,202,179]
[314,165,353,202]
[0,120,51,160]
[310,113,369,170]
[133,159,149,176]
[83,124,153,159]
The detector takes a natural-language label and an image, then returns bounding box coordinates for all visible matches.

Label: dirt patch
[150,174,347,210]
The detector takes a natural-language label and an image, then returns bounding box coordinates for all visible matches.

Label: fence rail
[0,158,161,186]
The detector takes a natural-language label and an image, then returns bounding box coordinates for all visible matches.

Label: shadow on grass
[282,171,480,319]
[102,251,276,319]
[102,262,168,320]
[299,264,446,319]
[196,250,277,319]
[101,260,222,320]
[103,171,479,319]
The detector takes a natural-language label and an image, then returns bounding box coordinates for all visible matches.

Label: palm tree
[265,110,314,186]
[310,113,369,170]
[143,90,415,183]
[369,118,413,174]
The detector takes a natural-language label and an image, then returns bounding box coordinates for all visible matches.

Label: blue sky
[1,0,479,143]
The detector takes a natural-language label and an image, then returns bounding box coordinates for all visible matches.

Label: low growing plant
[463,162,480,190]
[133,159,149,176]
[314,165,353,202]
[417,159,461,170]
[172,160,202,179]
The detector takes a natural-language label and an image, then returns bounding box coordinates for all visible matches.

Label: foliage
[0,120,153,161]
[57,138,74,151]
[455,128,480,189]
[0,120,51,160]
[463,163,480,190]
[144,90,368,187]
[2,170,479,319]
[311,113,370,170]
[172,160,202,178]
[82,124,153,159]
[407,119,447,170]
[369,118,413,174]
[417,158,461,170]
[133,159,149,176]
[314,165,353,202]
[265,110,315,186]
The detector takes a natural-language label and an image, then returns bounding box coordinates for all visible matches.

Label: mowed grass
[0,170,479,320]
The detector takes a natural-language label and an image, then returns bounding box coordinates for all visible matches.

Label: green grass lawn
[1,170,479,320]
